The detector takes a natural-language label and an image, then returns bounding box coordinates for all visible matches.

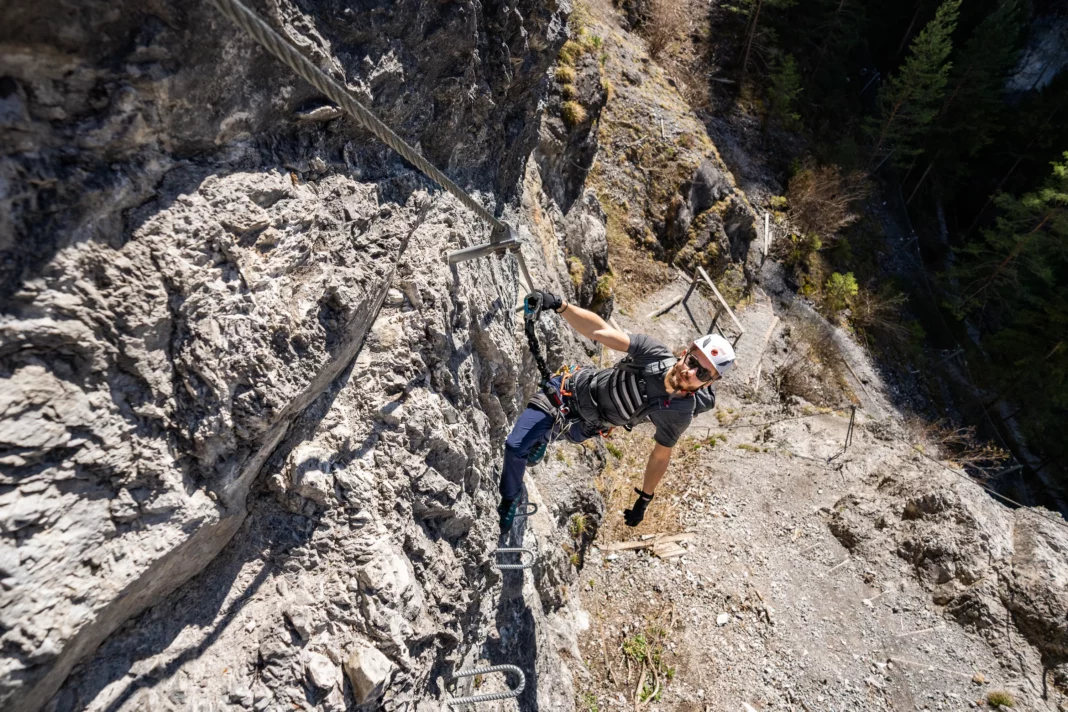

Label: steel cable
[206,0,505,233]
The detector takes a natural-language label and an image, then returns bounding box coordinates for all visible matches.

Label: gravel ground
[567,278,1062,712]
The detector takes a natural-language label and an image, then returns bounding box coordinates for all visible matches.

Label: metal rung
[447,664,526,705]
[448,224,520,264]
[493,547,535,570]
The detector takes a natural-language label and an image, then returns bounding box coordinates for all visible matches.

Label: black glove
[524,290,564,316]
[623,488,654,527]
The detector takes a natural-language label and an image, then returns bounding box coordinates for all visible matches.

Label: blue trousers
[499,377,600,501]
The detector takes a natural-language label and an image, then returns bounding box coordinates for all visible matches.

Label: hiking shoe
[498,497,519,534]
[526,441,547,465]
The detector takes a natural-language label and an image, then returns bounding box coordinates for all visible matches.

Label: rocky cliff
[0,0,607,709]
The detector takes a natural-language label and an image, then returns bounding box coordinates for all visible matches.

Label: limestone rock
[287,443,336,507]
[304,652,339,691]
[344,645,394,705]
[1002,509,1068,663]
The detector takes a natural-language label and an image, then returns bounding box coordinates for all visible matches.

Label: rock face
[1,0,568,299]
[0,168,407,712]
[0,0,579,710]
[827,455,1068,669]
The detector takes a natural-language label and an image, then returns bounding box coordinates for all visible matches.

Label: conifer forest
[688,0,1067,502]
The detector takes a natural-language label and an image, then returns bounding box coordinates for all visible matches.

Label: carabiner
[523,292,544,321]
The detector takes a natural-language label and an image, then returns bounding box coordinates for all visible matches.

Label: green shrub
[569,256,585,288]
[594,273,615,302]
[568,514,588,538]
[605,441,623,458]
[766,54,802,129]
[824,272,859,313]
[986,691,1015,708]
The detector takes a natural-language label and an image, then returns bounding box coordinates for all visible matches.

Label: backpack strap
[616,357,676,377]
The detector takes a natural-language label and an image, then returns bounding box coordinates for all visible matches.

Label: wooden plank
[646,294,684,319]
[599,532,696,552]
[696,266,745,337]
[656,533,696,544]
[652,543,687,559]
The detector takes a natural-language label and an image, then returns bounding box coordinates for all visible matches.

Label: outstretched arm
[640,442,673,495]
[623,442,673,526]
[558,300,631,353]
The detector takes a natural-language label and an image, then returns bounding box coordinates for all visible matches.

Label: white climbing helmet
[692,333,736,378]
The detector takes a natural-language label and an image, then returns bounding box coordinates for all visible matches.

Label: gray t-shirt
[570,334,716,448]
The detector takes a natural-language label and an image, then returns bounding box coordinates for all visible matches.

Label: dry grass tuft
[562,100,589,126]
[986,690,1015,708]
[556,66,577,84]
[904,417,1010,474]
[595,429,687,543]
[774,319,856,408]
[559,40,586,66]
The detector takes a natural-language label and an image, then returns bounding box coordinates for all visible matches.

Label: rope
[723,411,835,431]
[891,433,1068,533]
[206,0,505,234]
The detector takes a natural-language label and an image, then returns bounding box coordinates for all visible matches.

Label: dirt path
[567,277,1056,711]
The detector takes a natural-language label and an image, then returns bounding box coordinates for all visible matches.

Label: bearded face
[668,346,720,393]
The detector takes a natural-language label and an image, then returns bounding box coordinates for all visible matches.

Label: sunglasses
[684,350,716,382]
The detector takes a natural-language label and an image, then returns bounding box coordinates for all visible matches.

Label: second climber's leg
[498,405,556,533]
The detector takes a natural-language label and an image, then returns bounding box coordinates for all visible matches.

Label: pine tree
[867,0,961,168]
[735,0,798,83]
[765,54,802,130]
[952,154,1068,315]
[934,0,1026,180]
[951,156,1068,476]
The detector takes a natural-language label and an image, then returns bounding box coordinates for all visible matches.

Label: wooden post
[708,306,723,335]
[696,266,746,342]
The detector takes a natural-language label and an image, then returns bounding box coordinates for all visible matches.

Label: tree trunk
[740,0,763,83]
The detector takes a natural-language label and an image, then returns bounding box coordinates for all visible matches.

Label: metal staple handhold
[515,501,538,517]
[447,664,526,705]
[493,547,535,570]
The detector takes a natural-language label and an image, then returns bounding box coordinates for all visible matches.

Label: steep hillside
[2,0,1066,711]
[0,0,590,709]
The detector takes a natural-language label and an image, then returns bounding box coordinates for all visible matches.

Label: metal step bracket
[447,664,526,706]
[515,501,538,517]
[449,223,534,295]
[448,223,520,263]
[492,547,536,570]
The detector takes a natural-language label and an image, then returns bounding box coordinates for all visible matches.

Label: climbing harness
[492,547,536,570]
[447,665,526,706]
[206,0,533,289]
[521,295,587,458]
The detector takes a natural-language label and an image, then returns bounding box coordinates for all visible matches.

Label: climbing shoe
[526,441,547,465]
[498,497,520,534]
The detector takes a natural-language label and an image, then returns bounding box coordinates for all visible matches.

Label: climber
[498,289,736,534]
